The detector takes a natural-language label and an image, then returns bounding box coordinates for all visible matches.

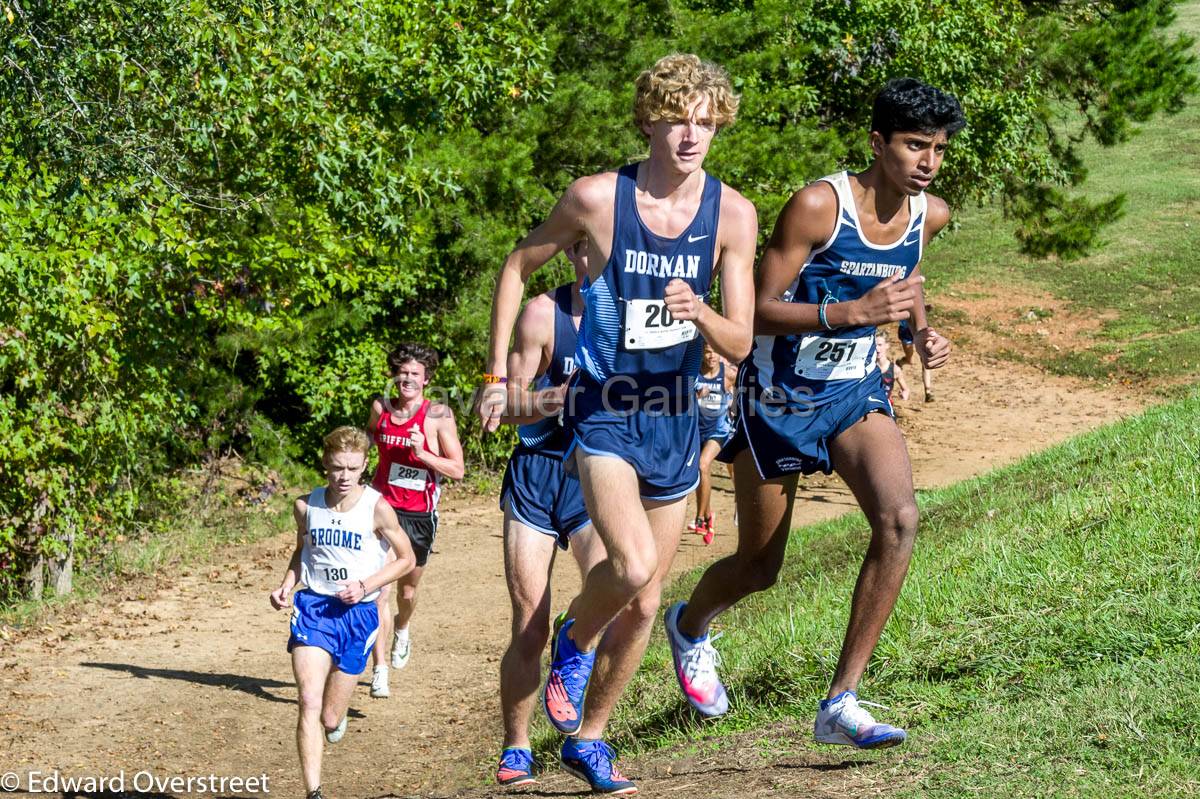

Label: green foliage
[0,0,548,598]
[0,0,1195,599]
[1005,181,1127,259]
[1008,0,1197,256]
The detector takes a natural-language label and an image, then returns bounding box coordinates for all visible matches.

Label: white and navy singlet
[743,171,926,406]
[518,284,578,459]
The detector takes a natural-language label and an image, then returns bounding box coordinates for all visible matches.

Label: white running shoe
[391,630,411,669]
[370,665,390,698]
[324,715,347,744]
[813,690,906,749]
[663,601,729,717]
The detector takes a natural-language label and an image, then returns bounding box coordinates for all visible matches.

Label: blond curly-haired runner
[478,53,757,794]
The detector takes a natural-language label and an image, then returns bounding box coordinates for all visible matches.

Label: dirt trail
[0,343,1146,799]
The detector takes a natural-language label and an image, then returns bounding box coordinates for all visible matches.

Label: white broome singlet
[301,485,389,602]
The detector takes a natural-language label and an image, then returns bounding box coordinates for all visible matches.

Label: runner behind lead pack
[269,426,417,799]
[494,241,608,788]
[367,343,465,698]
[688,341,734,543]
[665,77,963,750]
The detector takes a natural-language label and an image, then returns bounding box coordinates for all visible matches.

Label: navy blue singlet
[743,171,926,406]
[576,163,720,398]
[518,285,578,458]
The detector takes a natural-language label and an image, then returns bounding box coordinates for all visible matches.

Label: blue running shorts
[565,376,700,502]
[699,409,733,445]
[287,589,379,675]
[501,445,592,549]
[719,371,894,480]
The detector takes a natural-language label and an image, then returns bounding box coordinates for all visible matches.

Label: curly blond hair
[633,54,739,134]
[322,426,371,461]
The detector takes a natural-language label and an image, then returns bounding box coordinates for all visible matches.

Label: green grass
[921,3,1200,384]
[587,389,1200,795]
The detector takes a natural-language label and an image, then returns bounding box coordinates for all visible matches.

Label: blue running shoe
[496,747,536,787]
[543,618,594,735]
[814,690,907,749]
[560,737,637,795]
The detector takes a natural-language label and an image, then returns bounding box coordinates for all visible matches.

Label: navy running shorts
[500,445,591,549]
[719,371,894,480]
[565,378,700,502]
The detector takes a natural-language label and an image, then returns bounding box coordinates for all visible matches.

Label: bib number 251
[793,334,872,381]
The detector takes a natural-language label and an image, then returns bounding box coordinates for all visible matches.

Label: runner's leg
[292,646,333,793]
[500,512,559,750]
[393,565,424,632]
[695,438,722,522]
[677,449,797,638]
[371,562,394,668]
[826,411,918,697]
[577,496,687,737]
[320,666,361,734]
[568,452,659,651]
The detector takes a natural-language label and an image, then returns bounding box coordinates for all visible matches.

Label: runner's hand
[664,279,702,321]
[475,382,506,434]
[336,580,366,604]
[850,274,921,326]
[269,585,291,610]
[914,326,951,369]
[408,427,425,453]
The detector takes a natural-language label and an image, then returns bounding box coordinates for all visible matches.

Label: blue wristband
[819,296,836,331]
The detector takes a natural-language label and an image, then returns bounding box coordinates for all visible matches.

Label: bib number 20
[623,298,698,351]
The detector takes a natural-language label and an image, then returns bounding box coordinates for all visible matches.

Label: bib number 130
[624,299,698,351]
[793,334,872,381]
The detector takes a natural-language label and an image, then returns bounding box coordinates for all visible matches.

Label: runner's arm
[499,293,563,426]
[909,195,952,369]
[269,498,307,609]
[723,359,738,392]
[365,398,384,451]
[480,178,607,434]
[668,190,757,362]
[415,404,466,481]
[757,183,921,335]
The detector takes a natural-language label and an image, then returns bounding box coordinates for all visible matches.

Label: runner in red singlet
[366,343,465,697]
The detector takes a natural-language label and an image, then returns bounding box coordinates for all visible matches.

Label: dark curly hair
[386,342,439,380]
[871,78,966,141]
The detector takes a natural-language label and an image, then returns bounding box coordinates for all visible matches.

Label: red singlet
[372,399,441,513]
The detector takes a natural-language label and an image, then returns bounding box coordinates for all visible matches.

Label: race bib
[623,299,698,351]
[388,462,428,491]
[793,334,873,381]
[697,389,725,412]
